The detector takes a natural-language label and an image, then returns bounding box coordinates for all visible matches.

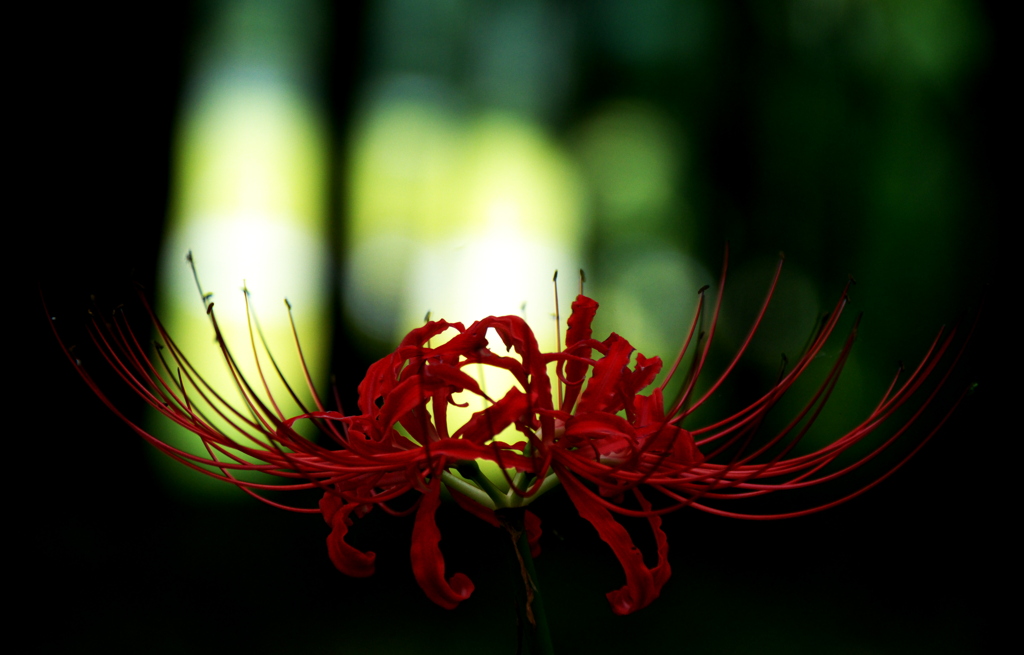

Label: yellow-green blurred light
[151,1,330,500]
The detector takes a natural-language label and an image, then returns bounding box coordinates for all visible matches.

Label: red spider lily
[52,256,969,616]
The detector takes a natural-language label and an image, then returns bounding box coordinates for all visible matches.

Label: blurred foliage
[341,0,989,360]
[341,0,992,471]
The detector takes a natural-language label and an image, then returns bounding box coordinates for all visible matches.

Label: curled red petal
[577,334,634,415]
[410,480,475,609]
[319,493,376,578]
[475,315,555,425]
[632,389,666,426]
[563,295,598,411]
[376,375,433,433]
[447,485,501,527]
[666,425,703,464]
[398,319,465,349]
[624,352,663,399]
[525,510,543,558]
[423,362,491,400]
[452,387,530,444]
[564,412,637,442]
[566,295,598,349]
[559,469,670,615]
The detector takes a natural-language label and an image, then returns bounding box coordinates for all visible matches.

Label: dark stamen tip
[697,284,710,295]
[552,270,558,282]
[206,302,215,315]
[284,298,292,310]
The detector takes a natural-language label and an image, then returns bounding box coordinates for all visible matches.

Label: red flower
[54,258,969,615]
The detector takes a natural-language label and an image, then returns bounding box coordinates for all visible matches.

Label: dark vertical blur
[23,1,1007,653]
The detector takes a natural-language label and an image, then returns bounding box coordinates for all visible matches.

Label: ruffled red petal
[577,334,634,415]
[410,480,475,609]
[525,510,543,558]
[319,493,376,578]
[559,469,670,615]
[563,295,598,411]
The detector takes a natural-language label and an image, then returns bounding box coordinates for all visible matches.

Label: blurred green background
[25,0,1008,653]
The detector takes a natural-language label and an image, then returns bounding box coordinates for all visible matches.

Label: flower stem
[497,508,554,655]
[441,470,497,509]
[456,460,509,507]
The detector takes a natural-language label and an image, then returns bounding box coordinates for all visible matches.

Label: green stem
[508,472,561,508]
[440,471,496,509]
[456,460,508,507]
[497,508,554,655]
